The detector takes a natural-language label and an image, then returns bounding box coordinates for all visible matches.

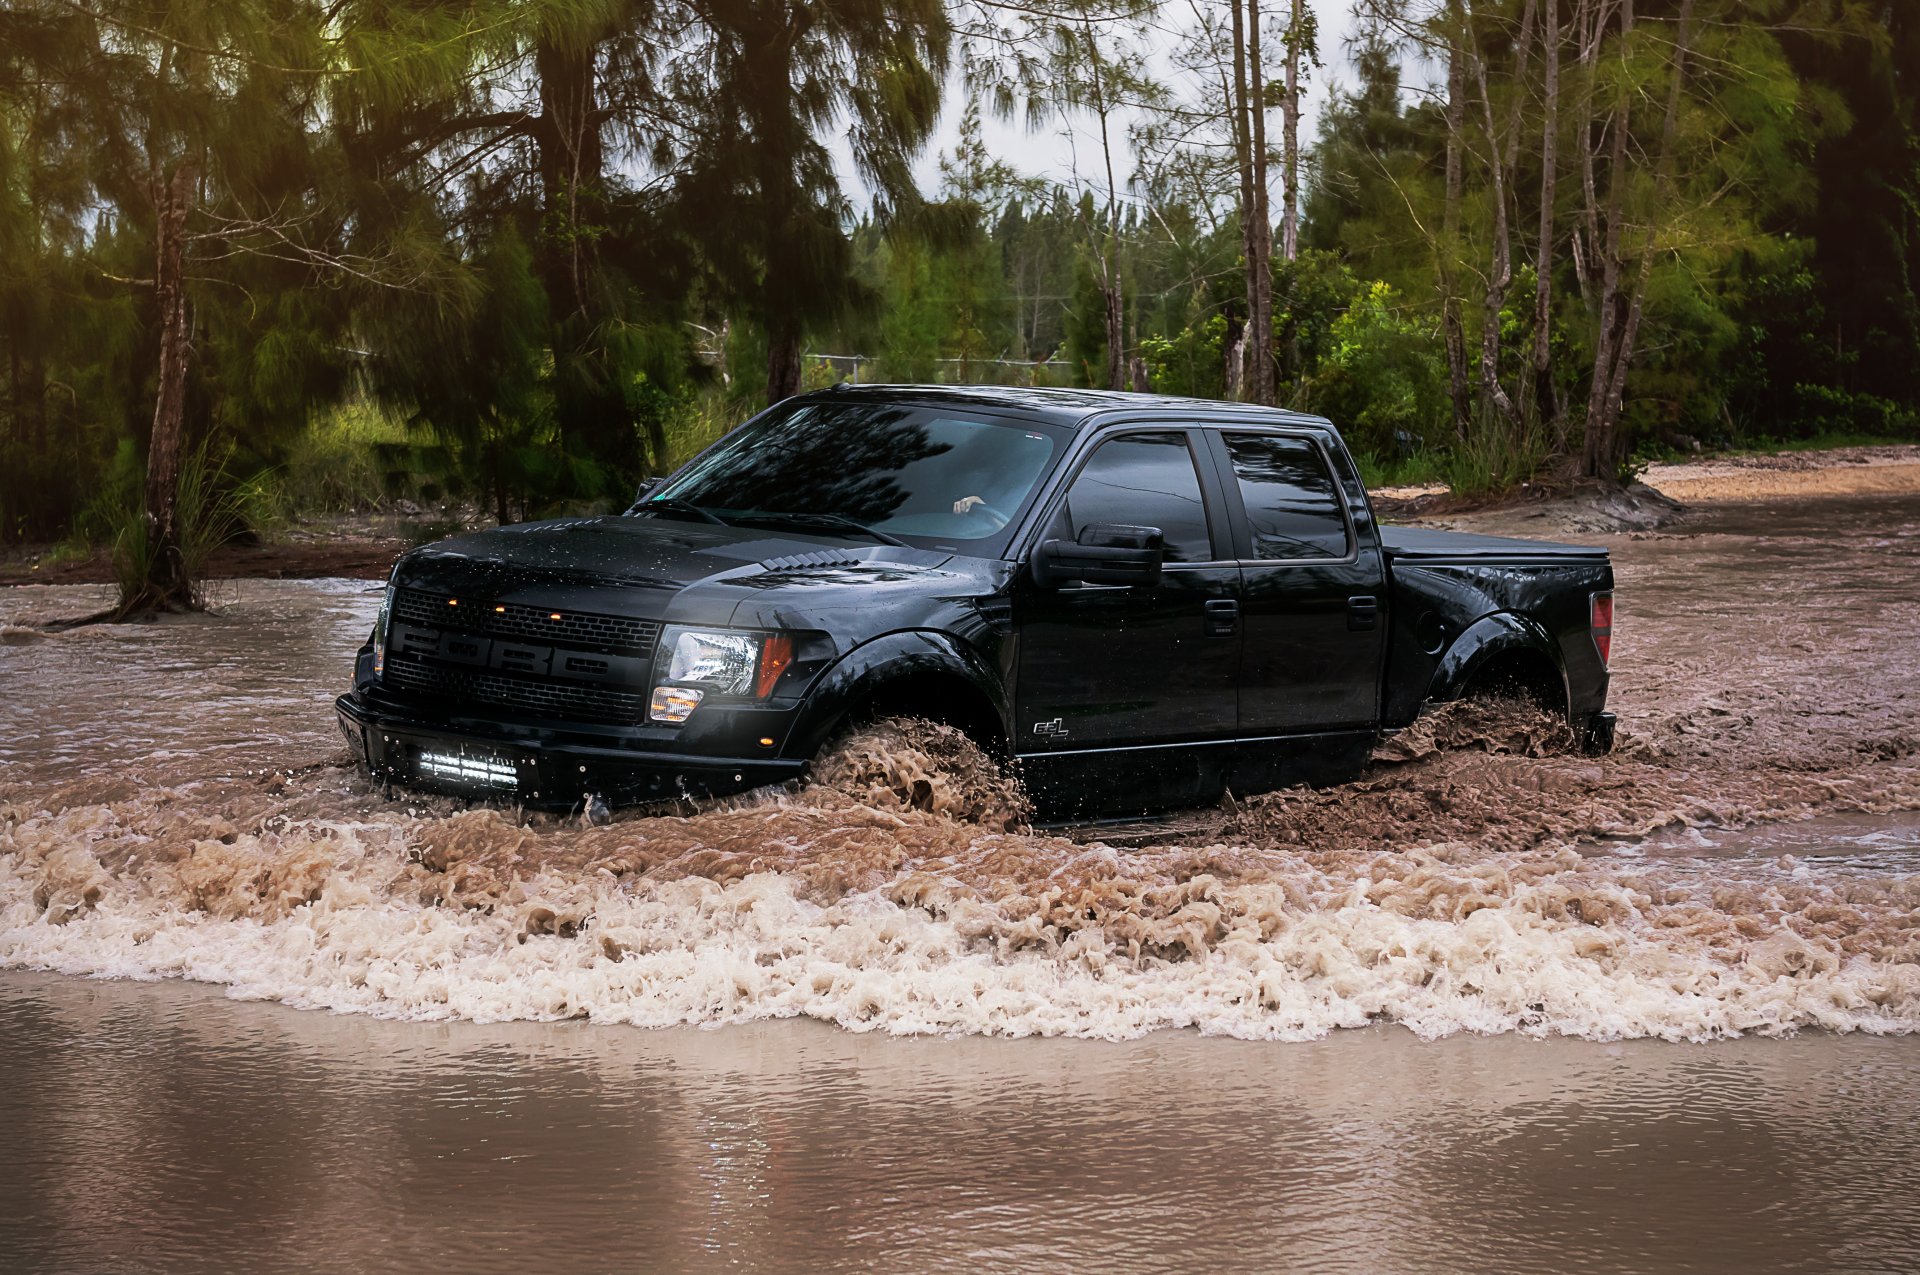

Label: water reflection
[2,971,1917,1274]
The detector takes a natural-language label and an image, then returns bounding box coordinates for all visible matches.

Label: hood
[391,514,969,618]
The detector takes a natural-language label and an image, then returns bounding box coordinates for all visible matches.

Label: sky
[889,2,1364,208]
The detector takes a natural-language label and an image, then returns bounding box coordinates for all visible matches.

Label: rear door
[1011,428,1241,811]
[1203,428,1386,737]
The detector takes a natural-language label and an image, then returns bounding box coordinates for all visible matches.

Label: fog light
[649,685,705,723]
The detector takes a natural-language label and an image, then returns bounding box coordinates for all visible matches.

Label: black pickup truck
[336,386,1615,818]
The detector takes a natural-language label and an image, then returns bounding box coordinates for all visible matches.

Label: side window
[1061,433,1215,563]
[1221,433,1352,560]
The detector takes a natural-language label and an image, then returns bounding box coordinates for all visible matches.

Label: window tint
[656,403,1061,543]
[1222,433,1351,560]
[1063,434,1214,563]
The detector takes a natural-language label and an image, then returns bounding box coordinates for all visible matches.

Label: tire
[808,716,1031,831]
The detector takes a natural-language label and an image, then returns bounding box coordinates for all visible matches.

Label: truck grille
[385,654,651,725]
[383,588,661,725]
[392,588,660,654]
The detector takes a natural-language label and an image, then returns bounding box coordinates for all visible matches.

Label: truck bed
[1380,525,1607,561]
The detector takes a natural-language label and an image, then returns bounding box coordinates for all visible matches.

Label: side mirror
[1033,523,1165,588]
[630,476,664,510]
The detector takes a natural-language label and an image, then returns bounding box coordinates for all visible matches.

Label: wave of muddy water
[3,495,1919,1042]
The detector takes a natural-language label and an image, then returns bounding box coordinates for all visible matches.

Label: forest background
[1,0,1916,607]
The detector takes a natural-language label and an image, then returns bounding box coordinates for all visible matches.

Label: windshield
[651,401,1064,545]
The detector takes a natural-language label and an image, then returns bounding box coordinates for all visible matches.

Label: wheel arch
[1428,612,1571,715]
[788,630,1011,762]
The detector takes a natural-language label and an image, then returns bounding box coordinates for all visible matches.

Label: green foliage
[1140,314,1228,399]
[1,0,1917,546]
[1306,281,1450,455]
[275,400,418,515]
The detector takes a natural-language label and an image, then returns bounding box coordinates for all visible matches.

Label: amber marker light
[759,737,775,747]
[550,612,563,621]
[755,634,794,698]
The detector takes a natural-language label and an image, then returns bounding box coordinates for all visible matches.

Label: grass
[275,399,417,515]
[1355,449,1449,490]
[99,441,267,613]
[658,388,741,474]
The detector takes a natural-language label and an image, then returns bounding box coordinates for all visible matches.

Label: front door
[1012,430,1241,814]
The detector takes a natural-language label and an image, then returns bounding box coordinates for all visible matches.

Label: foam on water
[3,745,1918,1042]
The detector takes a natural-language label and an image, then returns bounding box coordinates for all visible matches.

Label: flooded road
[2,492,1919,1268]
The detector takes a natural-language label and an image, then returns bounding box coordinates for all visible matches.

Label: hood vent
[756,549,865,572]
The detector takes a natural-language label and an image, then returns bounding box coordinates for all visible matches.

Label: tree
[666,0,950,404]
[1,0,343,610]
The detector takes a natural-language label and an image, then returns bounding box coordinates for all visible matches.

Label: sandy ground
[1640,444,1920,502]
[1384,443,1920,541]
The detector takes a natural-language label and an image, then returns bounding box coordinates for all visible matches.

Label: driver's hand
[952,495,986,515]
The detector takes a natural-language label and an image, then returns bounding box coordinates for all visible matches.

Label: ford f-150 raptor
[336,386,1615,817]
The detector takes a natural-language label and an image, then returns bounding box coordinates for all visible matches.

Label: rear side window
[1062,433,1215,563]
[1221,433,1351,560]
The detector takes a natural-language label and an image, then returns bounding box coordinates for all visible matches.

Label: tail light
[1590,592,1614,668]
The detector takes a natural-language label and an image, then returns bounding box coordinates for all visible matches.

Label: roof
[793,383,1333,432]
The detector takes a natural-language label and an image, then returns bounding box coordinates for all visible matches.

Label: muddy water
[2,496,1919,1268]
[4,970,1919,1274]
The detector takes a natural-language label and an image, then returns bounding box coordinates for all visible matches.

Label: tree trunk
[1281,0,1303,263]
[1441,8,1471,441]
[140,162,196,611]
[1534,0,1564,442]
[1475,55,1519,428]
[1100,256,1125,390]
[1223,302,1246,400]
[534,36,605,324]
[1582,0,1636,478]
[766,322,803,403]
[1472,0,1535,427]
[1246,0,1275,405]
[1572,0,1608,304]
[1589,0,1694,473]
[1230,0,1256,403]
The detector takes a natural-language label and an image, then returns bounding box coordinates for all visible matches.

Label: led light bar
[418,750,518,788]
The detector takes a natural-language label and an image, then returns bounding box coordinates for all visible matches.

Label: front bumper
[335,694,808,809]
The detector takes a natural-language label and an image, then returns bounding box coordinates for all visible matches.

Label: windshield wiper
[737,512,908,547]
[633,496,727,525]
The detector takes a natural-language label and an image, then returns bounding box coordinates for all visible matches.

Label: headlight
[372,583,394,680]
[651,627,796,722]
[664,628,760,695]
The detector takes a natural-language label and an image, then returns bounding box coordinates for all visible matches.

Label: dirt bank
[0,508,489,587]
[1392,443,1920,540]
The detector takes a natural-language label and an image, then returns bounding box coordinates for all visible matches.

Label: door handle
[1204,597,1239,637]
[1347,596,1380,631]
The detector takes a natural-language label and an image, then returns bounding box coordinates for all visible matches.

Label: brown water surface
[3,971,1918,1274]
[2,495,1919,1269]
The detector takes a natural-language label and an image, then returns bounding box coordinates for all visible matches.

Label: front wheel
[807,716,1030,831]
